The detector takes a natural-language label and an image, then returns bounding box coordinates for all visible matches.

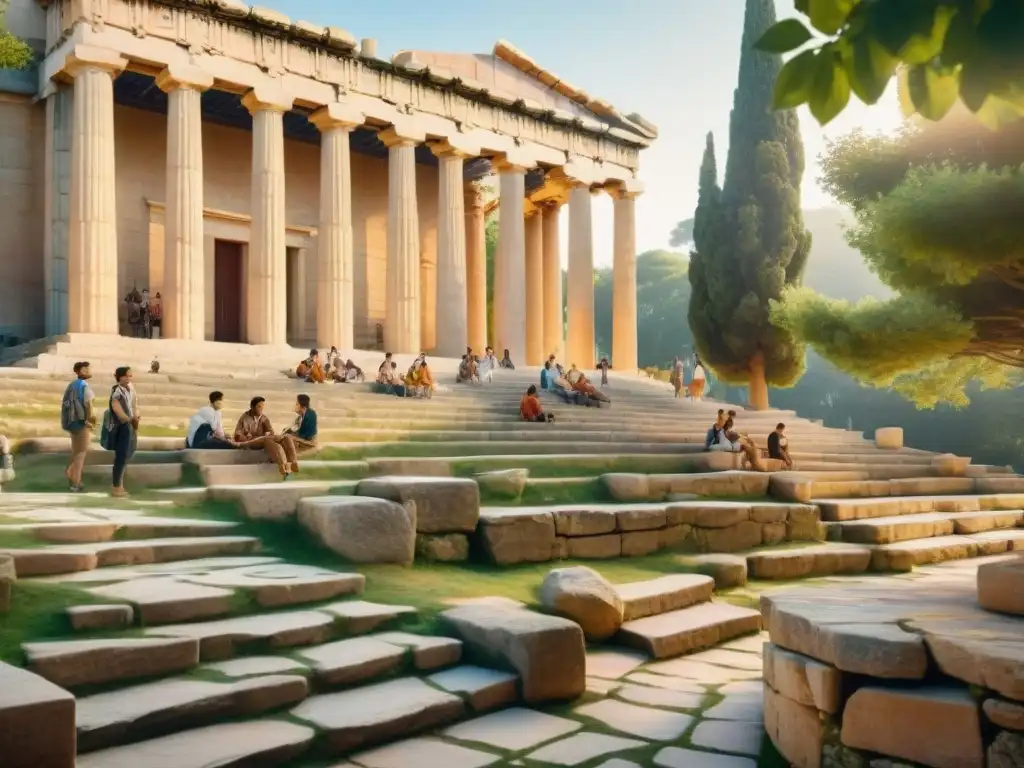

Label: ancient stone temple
[0,0,653,368]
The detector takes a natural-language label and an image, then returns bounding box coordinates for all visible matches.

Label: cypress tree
[688,0,811,409]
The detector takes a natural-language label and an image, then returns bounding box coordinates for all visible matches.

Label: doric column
[156,64,213,341]
[310,103,363,350]
[379,123,425,353]
[541,203,564,360]
[566,184,596,368]
[524,210,544,365]
[495,160,529,365]
[287,247,308,342]
[464,182,488,353]
[430,139,477,358]
[43,83,72,336]
[242,86,293,345]
[610,181,643,372]
[65,46,127,335]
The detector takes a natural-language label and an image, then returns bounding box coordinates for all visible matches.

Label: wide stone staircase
[0,337,1022,766]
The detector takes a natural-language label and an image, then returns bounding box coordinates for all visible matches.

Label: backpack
[99,392,119,451]
[60,381,86,432]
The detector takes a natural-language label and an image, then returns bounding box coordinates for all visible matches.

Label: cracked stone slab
[296,637,406,686]
[642,658,762,684]
[444,707,582,751]
[370,631,463,670]
[87,577,235,624]
[291,677,465,754]
[624,672,707,693]
[719,632,769,655]
[147,610,336,661]
[319,600,417,634]
[350,736,499,768]
[686,648,764,672]
[24,637,199,689]
[654,747,757,768]
[575,698,693,741]
[690,720,764,756]
[526,732,648,766]
[204,655,309,679]
[427,665,519,712]
[183,563,365,608]
[586,649,647,680]
[616,683,704,710]
[74,719,315,768]
[67,604,134,632]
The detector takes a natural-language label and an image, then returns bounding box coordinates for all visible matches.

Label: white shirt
[478,354,498,375]
[187,406,223,446]
[692,364,706,381]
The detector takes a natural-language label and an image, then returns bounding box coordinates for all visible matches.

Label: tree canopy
[0,0,32,70]
[770,107,1024,404]
[756,0,1024,127]
[688,0,811,410]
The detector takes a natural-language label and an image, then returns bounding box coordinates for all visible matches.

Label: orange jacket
[520,394,542,421]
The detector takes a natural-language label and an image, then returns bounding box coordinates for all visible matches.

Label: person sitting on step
[547,354,565,377]
[233,396,301,479]
[457,354,479,384]
[712,416,764,471]
[598,357,610,386]
[567,365,610,404]
[705,409,726,450]
[687,353,707,402]
[187,391,235,450]
[405,355,435,398]
[325,346,342,376]
[283,394,318,455]
[520,384,555,423]
[304,349,327,384]
[540,360,555,390]
[382,361,407,397]
[768,422,794,469]
[343,359,364,382]
[478,347,498,382]
[377,352,393,380]
[499,348,515,369]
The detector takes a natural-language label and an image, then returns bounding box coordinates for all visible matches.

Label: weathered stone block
[474,469,528,499]
[615,507,667,532]
[441,605,585,702]
[874,427,903,450]
[298,496,416,566]
[763,642,840,714]
[658,524,692,550]
[841,687,983,768]
[539,566,624,640]
[989,731,1024,768]
[621,529,662,557]
[477,509,555,565]
[552,507,616,537]
[762,522,787,545]
[693,521,762,553]
[677,553,748,588]
[567,534,621,559]
[415,534,469,563]
[984,698,1024,731]
[765,683,825,768]
[977,557,1024,616]
[0,662,75,768]
[357,476,479,533]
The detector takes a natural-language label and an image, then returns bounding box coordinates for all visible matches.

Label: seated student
[295,358,311,380]
[705,409,726,450]
[540,361,555,390]
[377,352,394,380]
[187,391,235,449]
[325,346,342,376]
[768,422,793,469]
[406,356,435,398]
[457,355,479,384]
[569,367,611,404]
[233,396,301,479]
[499,348,515,369]
[344,359,364,382]
[384,361,407,397]
[305,349,327,384]
[283,394,319,456]
[547,354,565,377]
[712,417,764,471]
[520,385,555,423]
[598,357,610,386]
[478,347,498,382]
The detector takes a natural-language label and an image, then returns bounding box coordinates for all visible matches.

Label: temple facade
[0,0,654,368]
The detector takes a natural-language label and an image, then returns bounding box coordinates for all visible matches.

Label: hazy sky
[276,0,904,266]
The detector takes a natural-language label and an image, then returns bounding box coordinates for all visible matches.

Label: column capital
[491,149,535,173]
[63,44,127,79]
[428,136,479,159]
[309,102,364,132]
[241,84,294,115]
[378,118,426,148]
[155,63,214,94]
[607,178,644,200]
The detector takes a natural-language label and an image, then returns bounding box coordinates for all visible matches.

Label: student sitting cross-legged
[186,391,235,450]
[520,385,555,423]
[283,394,318,455]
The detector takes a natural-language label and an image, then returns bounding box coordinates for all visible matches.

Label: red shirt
[520,394,542,421]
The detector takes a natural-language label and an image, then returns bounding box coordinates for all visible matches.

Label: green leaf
[808,0,855,35]
[959,60,993,111]
[755,19,815,53]
[907,64,960,120]
[900,4,957,64]
[849,34,897,104]
[795,0,810,13]
[871,0,938,57]
[975,93,1023,129]
[772,49,820,110]
[809,50,851,125]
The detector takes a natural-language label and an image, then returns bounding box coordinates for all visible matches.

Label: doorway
[213,240,243,343]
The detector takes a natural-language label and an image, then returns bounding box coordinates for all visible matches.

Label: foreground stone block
[977,556,1024,616]
[441,605,586,702]
[298,496,415,566]
[0,553,13,612]
[476,508,556,565]
[475,469,528,499]
[676,553,748,588]
[0,662,76,768]
[24,637,199,688]
[357,476,479,533]
[67,604,135,632]
[841,686,983,768]
[748,544,872,580]
[415,533,469,562]
[875,426,904,449]
[764,683,824,768]
[617,574,715,621]
[984,698,1024,731]
[762,643,840,714]
[618,602,761,659]
[539,566,624,640]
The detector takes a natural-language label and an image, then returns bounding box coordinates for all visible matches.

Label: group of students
[375,352,436,398]
[671,354,707,401]
[296,348,364,384]
[457,346,515,384]
[540,356,611,405]
[705,408,793,471]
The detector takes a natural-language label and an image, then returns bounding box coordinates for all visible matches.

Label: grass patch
[0,581,105,665]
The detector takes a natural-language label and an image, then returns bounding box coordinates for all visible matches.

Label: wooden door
[214,241,243,343]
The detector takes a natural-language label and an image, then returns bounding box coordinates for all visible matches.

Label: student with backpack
[61,361,96,492]
[100,366,139,498]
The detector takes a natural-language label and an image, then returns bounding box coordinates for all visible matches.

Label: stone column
[495,161,528,365]
[566,185,595,368]
[541,203,564,360]
[65,46,127,335]
[156,64,213,341]
[242,87,293,345]
[287,247,307,342]
[464,182,487,353]
[379,125,424,353]
[43,84,72,337]
[610,182,642,372]
[310,104,362,351]
[524,210,544,365]
[430,140,475,358]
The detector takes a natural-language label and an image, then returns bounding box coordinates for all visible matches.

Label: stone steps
[816,493,1024,521]
[770,475,984,503]
[616,574,716,621]
[616,601,762,659]
[830,509,1024,545]
[0,514,239,545]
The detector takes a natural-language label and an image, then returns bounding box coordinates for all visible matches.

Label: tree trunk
[748,350,769,410]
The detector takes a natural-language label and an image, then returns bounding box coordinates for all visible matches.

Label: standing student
[688,354,706,402]
[62,361,96,492]
[108,366,139,497]
[598,357,610,386]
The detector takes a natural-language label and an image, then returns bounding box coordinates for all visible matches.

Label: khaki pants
[245,434,312,473]
[67,428,92,485]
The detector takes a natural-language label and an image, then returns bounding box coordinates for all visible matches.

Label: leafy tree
[0,0,32,70]
[756,0,1024,126]
[688,0,811,410]
[770,108,1024,404]
[669,219,694,249]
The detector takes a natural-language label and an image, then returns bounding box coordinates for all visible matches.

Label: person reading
[187,391,234,449]
[768,423,793,469]
[233,396,301,479]
[520,385,554,423]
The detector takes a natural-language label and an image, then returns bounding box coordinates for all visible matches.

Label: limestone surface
[977,556,1024,616]
[319,600,417,634]
[427,665,519,712]
[87,576,234,624]
[618,602,761,659]
[762,642,840,713]
[297,637,406,686]
[24,636,199,688]
[351,736,499,768]
[690,719,763,756]
[474,469,528,499]
[526,732,648,765]
[441,605,586,702]
[147,610,335,661]
[763,684,824,768]
[676,553,748,588]
[0,662,76,768]
[357,476,480,533]
[443,707,582,751]
[616,574,714,620]
[476,507,557,565]
[585,649,647,680]
[416,533,470,562]
[576,698,693,740]
[540,566,625,640]
[371,631,463,670]
[67,604,135,631]
[298,496,416,566]
[654,747,756,768]
[183,562,365,607]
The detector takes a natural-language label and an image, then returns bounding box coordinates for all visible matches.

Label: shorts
[69,427,92,455]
